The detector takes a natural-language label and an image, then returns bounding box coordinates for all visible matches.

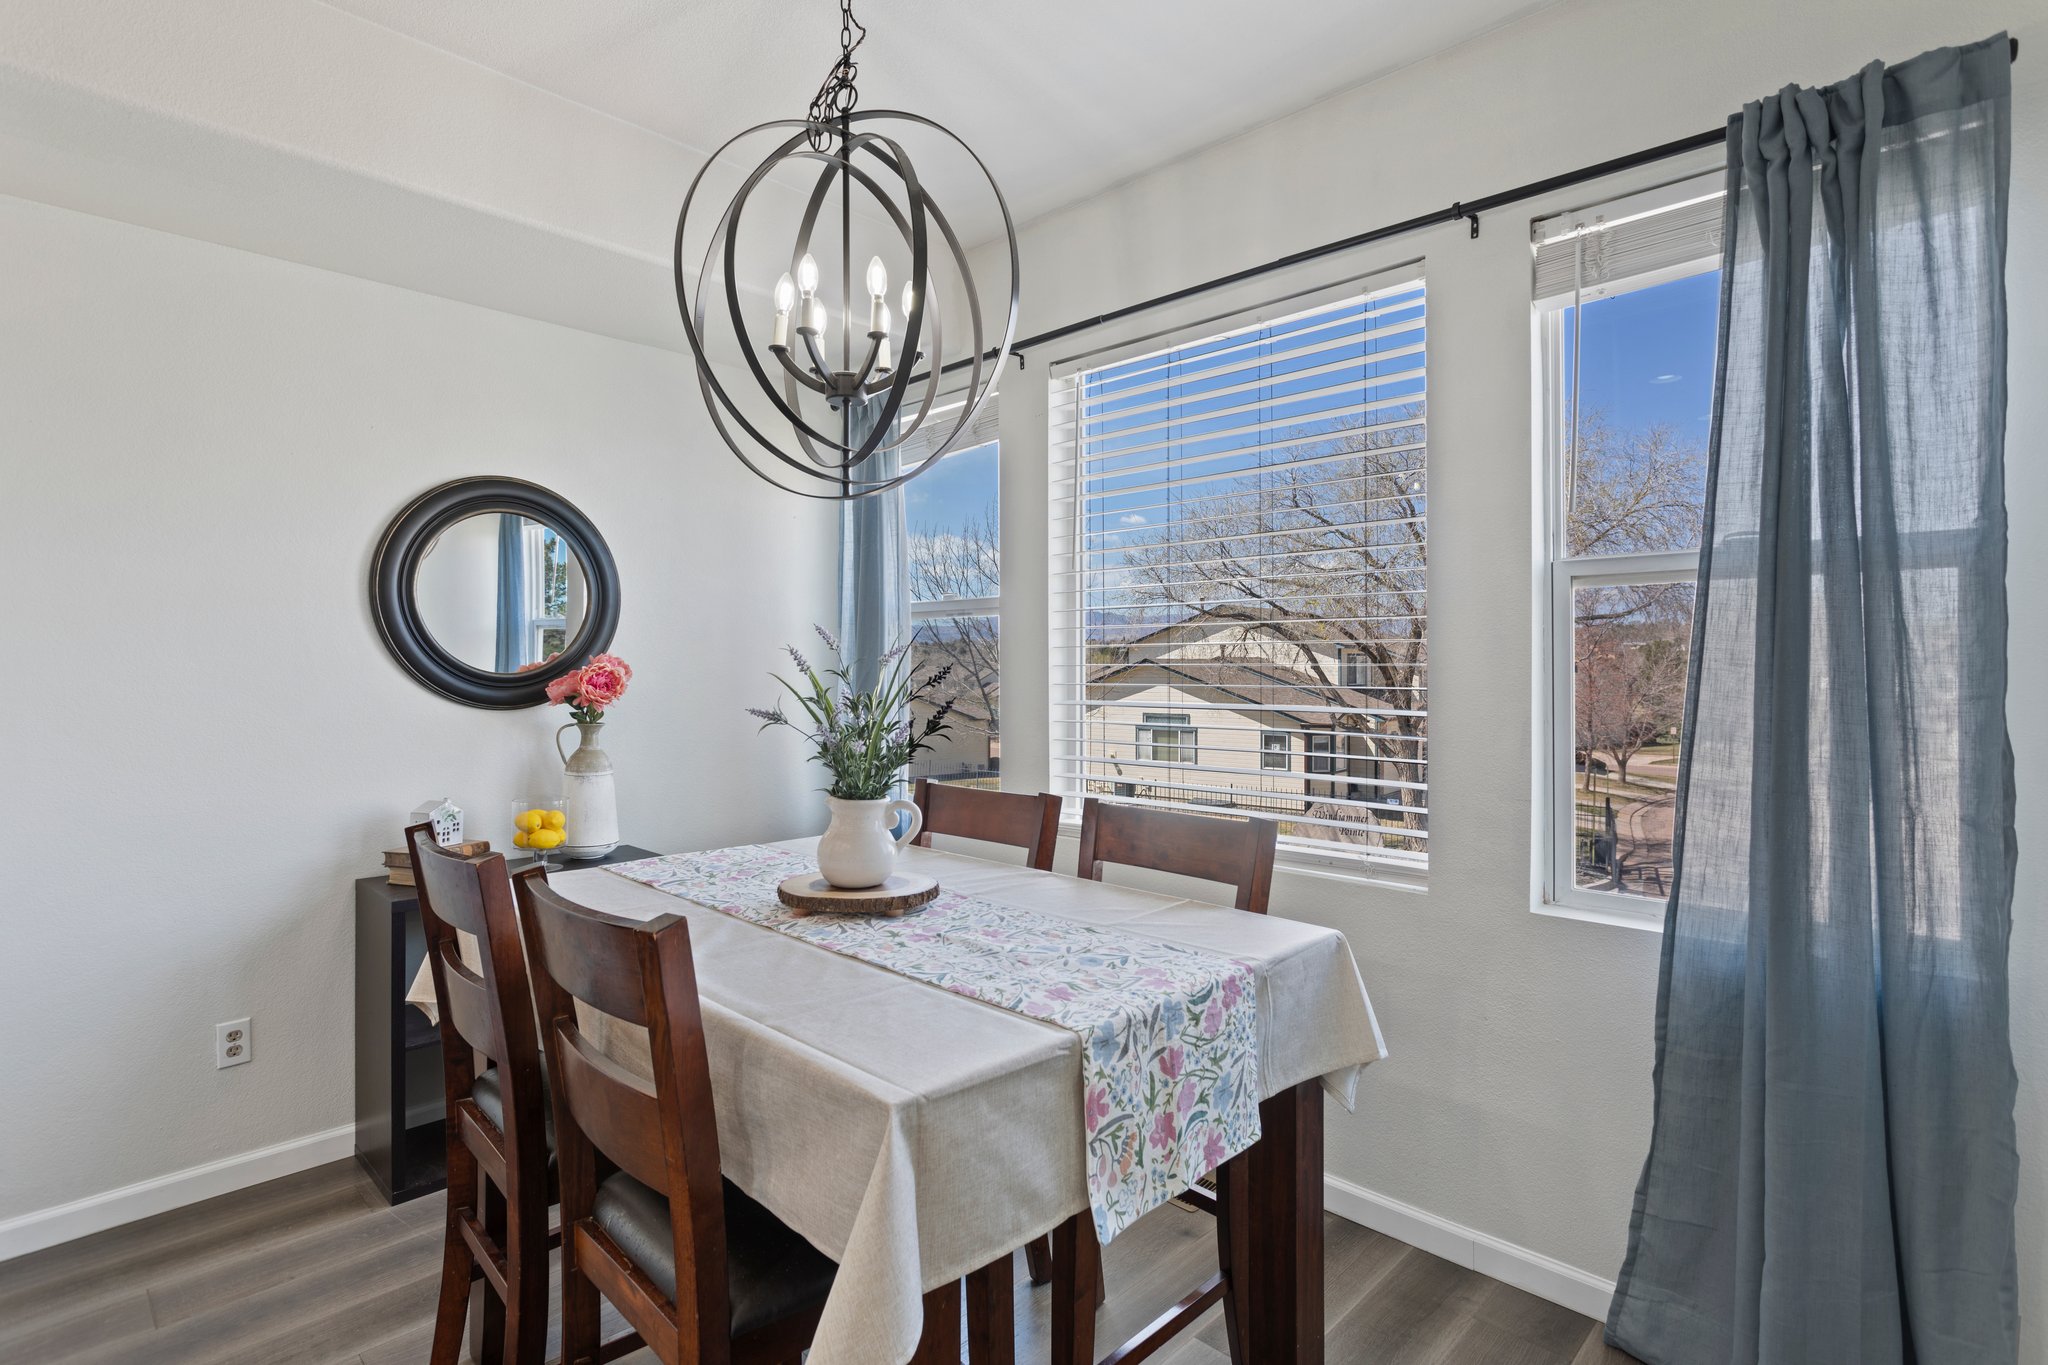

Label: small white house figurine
[410,798,464,847]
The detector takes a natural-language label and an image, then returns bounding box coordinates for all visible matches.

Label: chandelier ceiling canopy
[674,0,1019,500]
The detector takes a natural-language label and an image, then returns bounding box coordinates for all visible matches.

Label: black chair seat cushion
[592,1172,837,1338]
[470,1067,555,1151]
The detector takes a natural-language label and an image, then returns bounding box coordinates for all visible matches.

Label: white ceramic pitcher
[816,795,923,889]
[556,720,620,859]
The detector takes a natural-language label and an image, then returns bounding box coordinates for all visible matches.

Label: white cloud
[1119,513,1148,527]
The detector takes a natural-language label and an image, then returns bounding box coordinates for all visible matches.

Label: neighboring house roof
[1088,655,1371,729]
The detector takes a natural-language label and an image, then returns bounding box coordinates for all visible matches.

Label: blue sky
[1563,269,1721,440]
[905,438,998,541]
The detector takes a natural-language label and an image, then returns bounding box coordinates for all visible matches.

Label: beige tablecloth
[406,837,1385,1365]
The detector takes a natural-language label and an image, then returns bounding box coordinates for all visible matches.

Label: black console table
[352,845,659,1204]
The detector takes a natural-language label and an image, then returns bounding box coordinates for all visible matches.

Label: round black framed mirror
[370,477,621,709]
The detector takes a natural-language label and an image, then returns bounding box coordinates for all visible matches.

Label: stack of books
[383,840,492,886]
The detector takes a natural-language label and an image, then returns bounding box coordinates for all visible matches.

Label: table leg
[1217,1081,1324,1365]
[965,1253,1015,1365]
[1050,1213,1102,1365]
[910,1278,963,1365]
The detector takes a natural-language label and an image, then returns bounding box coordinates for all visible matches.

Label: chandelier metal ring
[707,127,935,465]
[673,94,1019,501]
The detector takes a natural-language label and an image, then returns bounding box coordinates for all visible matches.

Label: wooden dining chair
[912,780,1062,870]
[514,867,837,1365]
[406,823,555,1365]
[1074,798,1278,913]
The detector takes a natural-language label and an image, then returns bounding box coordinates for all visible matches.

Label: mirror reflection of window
[411,512,586,675]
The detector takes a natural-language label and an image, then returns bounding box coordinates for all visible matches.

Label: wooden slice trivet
[776,872,940,918]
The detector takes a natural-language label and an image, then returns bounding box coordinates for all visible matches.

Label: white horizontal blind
[1532,173,1726,301]
[1051,282,1429,866]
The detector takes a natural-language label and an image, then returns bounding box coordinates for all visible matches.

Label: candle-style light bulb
[771,271,796,348]
[796,252,820,297]
[865,256,889,335]
[901,280,915,321]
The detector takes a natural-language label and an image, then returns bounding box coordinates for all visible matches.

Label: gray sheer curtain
[493,513,528,672]
[838,397,909,693]
[1607,34,2019,1365]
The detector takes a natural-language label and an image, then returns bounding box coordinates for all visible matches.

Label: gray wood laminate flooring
[0,1160,1641,1364]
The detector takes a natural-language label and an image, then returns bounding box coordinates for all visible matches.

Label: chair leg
[1023,1236,1054,1286]
[503,1182,551,1365]
[430,1144,479,1365]
[470,1173,508,1365]
[558,1228,602,1365]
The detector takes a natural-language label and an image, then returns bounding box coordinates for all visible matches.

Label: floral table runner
[607,844,1261,1243]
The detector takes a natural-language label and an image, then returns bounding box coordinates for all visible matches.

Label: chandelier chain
[805,0,867,151]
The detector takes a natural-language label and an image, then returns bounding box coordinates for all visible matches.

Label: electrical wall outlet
[216,1018,252,1069]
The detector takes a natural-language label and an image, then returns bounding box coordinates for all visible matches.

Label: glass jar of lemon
[511,800,568,870]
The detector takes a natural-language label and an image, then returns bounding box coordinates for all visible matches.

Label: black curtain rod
[945,34,2017,375]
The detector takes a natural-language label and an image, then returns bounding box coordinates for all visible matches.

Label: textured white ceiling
[322,0,1557,243]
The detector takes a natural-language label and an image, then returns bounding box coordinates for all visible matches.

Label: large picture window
[1535,176,1720,914]
[1052,280,1429,867]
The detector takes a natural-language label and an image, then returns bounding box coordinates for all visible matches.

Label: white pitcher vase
[816,795,923,889]
[556,720,620,859]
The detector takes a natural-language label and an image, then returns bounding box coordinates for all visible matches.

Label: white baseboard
[1323,1173,1617,1322]
[0,1123,356,1264]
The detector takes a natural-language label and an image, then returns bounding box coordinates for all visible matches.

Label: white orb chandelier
[674,0,1020,500]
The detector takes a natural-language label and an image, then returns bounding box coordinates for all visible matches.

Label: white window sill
[1533,896,1664,932]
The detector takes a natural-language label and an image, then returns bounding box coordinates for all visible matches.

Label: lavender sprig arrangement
[749,626,956,801]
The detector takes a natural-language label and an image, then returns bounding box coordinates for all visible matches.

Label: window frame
[1137,712,1198,766]
[524,522,569,666]
[1258,730,1292,771]
[1536,262,1713,925]
[1303,730,1339,777]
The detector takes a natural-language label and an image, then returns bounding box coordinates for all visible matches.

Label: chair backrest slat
[913,780,1062,871]
[435,951,503,1060]
[553,1028,672,1190]
[521,884,654,1027]
[1073,799,1278,914]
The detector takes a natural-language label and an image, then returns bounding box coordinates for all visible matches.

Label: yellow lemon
[512,830,531,848]
[543,810,566,830]
[515,810,542,833]
[533,828,564,850]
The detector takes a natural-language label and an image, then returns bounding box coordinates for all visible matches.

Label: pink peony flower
[1177,1080,1195,1115]
[1159,1046,1185,1081]
[1203,1131,1227,1170]
[1085,1086,1111,1130]
[545,667,587,705]
[576,654,633,708]
[1149,1110,1177,1152]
